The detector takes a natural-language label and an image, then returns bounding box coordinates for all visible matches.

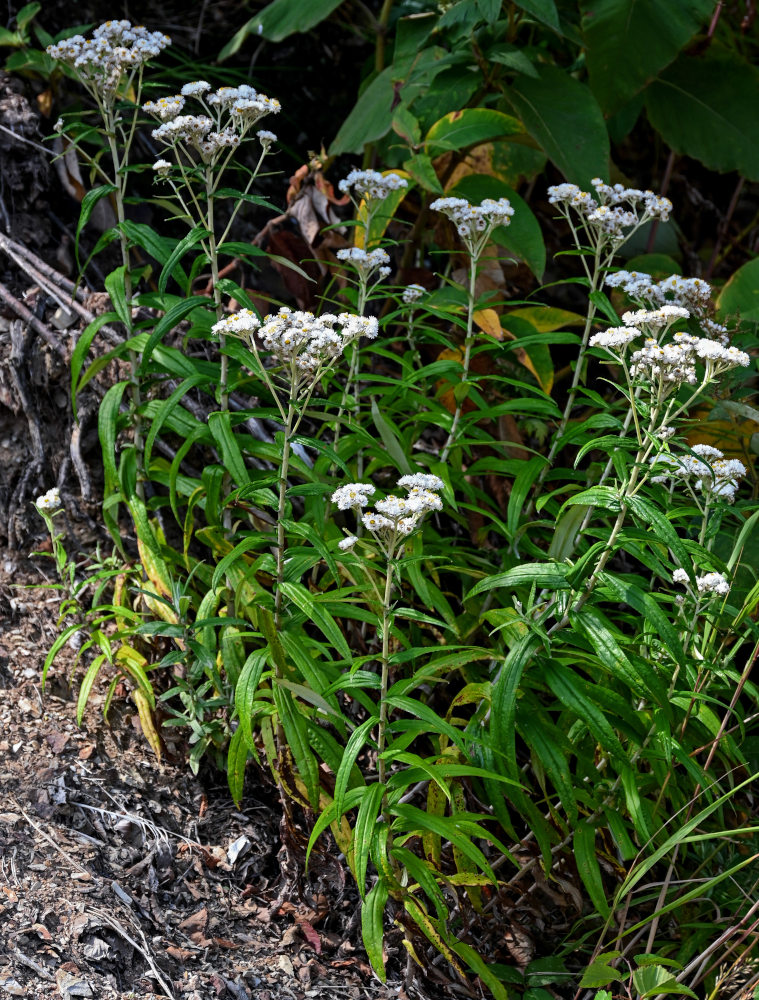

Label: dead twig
[0,281,65,357]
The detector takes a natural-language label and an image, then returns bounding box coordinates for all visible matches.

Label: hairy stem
[440,252,479,462]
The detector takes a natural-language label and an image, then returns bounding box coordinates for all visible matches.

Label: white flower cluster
[431,196,514,250]
[35,487,61,511]
[402,284,425,305]
[696,572,731,596]
[605,271,726,342]
[651,444,747,502]
[673,567,730,596]
[589,326,641,352]
[338,170,408,203]
[47,21,170,100]
[333,473,445,549]
[212,307,378,378]
[145,82,280,165]
[627,330,750,390]
[331,483,376,511]
[548,178,671,245]
[336,247,391,281]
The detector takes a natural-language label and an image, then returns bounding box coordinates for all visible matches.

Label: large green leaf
[448,174,546,279]
[425,108,524,152]
[717,257,759,322]
[645,46,759,181]
[220,0,345,54]
[507,64,609,187]
[582,0,713,114]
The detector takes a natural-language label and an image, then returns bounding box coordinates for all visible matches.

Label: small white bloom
[35,487,61,511]
[181,80,211,96]
[362,512,393,532]
[338,535,358,551]
[331,484,375,510]
[696,572,730,596]
[339,169,408,202]
[672,568,689,584]
[589,327,641,351]
[402,284,425,305]
[257,129,277,145]
[397,473,445,491]
[152,159,172,175]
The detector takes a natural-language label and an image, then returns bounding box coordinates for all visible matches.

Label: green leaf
[466,562,569,598]
[645,46,759,181]
[425,108,524,152]
[234,650,268,753]
[159,226,208,295]
[98,382,128,488]
[207,411,249,487]
[573,822,610,918]
[330,65,397,156]
[334,717,375,821]
[579,964,624,989]
[543,662,627,765]
[370,399,413,475]
[224,0,345,50]
[273,683,320,807]
[279,581,352,660]
[77,654,107,726]
[144,373,206,470]
[104,266,130,328]
[717,257,759,322]
[76,184,116,267]
[632,965,698,999]
[449,174,546,279]
[507,64,609,187]
[16,2,41,30]
[70,311,120,418]
[139,295,211,374]
[226,725,248,806]
[513,0,559,30]
[582,0,713,114]
[402,153,443,193]
[361,878,389,980]
[355,783,387,896]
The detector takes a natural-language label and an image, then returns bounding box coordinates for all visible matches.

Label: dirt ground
[0,557,411,1000]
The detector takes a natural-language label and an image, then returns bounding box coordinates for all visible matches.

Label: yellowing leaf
[355,170,412,250]
[132,689,162,761]
[473,308,503,340]
[507,305,585,331]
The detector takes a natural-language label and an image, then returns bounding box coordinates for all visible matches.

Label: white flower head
[338,535,358,551]
[152,159,172,176]
[35,487,61,511]
[331,484,375,510]
[672,568,689,585]
[696,572,730,596]
[339,169,408,203]
[589,327,641,352]
[402,284,426,305]
[397,473,445,492]
[431,196,514,252]
[181,80,211,96]
[257,129,277,146]
[48,22,171,102]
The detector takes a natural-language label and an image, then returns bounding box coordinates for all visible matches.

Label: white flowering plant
[39,16,759,997]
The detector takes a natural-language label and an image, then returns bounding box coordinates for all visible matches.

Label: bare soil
[0,558,402,1000]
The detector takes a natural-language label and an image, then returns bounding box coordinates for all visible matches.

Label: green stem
[440,251,479,462]
[377,548,396,789]
[274,382,298,633]
[105,112,145,503]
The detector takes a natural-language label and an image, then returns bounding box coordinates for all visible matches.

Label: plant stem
[377,551,395,789]
[535,247,602,490]
[274,380,298,633]
[206,171,228,412]
[440,252,479,462]
[105,111,145,503]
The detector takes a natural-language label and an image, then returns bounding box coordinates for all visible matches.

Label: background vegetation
[4,1,759,997]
